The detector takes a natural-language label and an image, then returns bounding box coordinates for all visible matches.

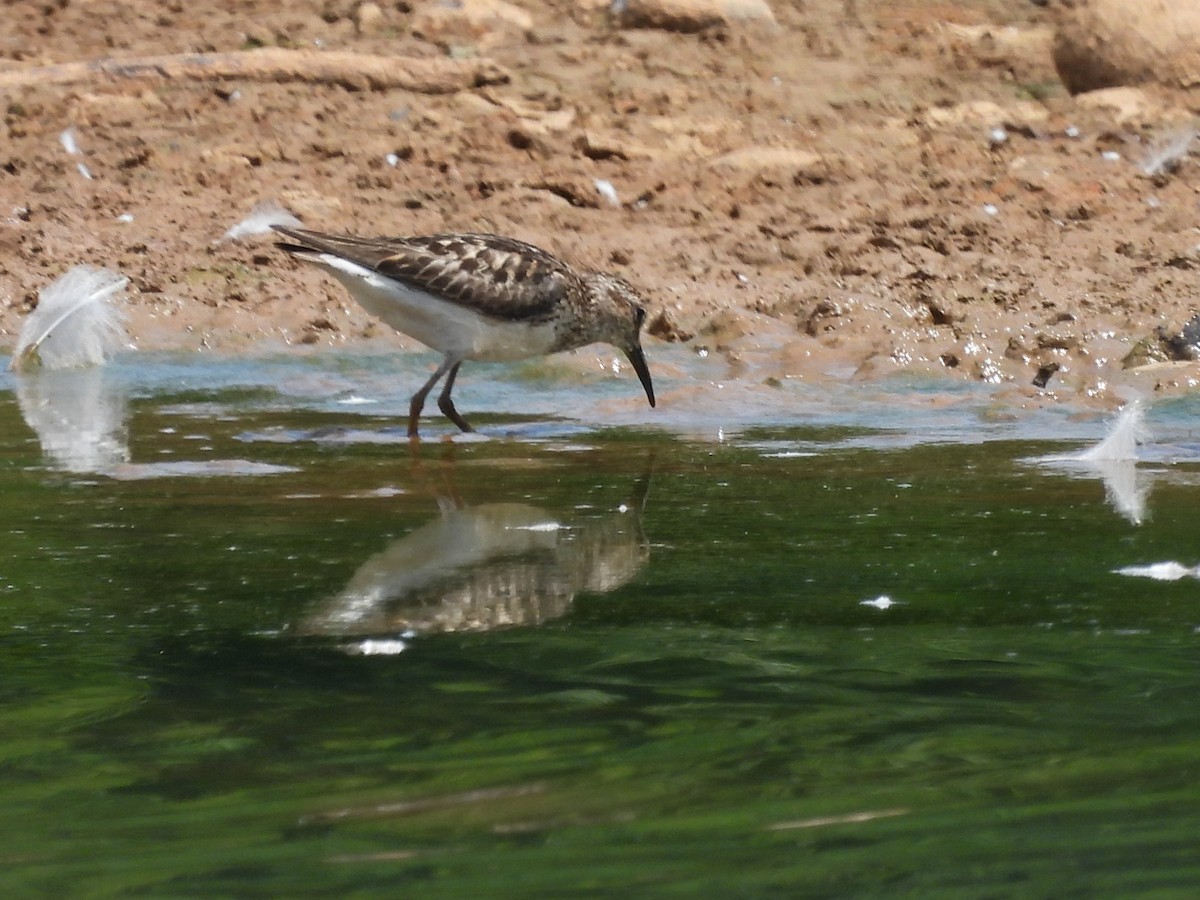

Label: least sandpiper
[273,226,656,437]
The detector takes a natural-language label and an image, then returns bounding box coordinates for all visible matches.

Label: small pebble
[594,179,620,206]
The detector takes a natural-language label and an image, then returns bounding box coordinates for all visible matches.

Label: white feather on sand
[221,199,302,242]
[1141,128,1197,177]
[59,126,81,156]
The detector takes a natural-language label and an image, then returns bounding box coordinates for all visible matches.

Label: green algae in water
[1,362,1200,897]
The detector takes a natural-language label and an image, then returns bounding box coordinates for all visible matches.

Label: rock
[1032,360,1061,389]
[1120,315,1200,369]
[354,1,386,34]
[615,0,775,33]
[1160,315,1200,360]
[1072,86,1166,125]
[805,298,852,337]
[646,309,694,343]
[1035,327,1079,351]
[939,23,1054,74]
[1049,0,1200,94]
[1004,333,1033,362]
[1121,333,1173,369]
[921,99,1049,129]
[410,0,533,50]
[577,129,656,161]
[731,239,781,267]
[710,147,824,182]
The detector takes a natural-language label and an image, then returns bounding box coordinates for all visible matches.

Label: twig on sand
[0,48,509,94]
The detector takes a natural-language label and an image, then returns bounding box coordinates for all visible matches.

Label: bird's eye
[635,306,646,326]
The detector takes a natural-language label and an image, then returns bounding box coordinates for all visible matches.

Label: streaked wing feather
[274,227,577,321]
[272,226,401,261]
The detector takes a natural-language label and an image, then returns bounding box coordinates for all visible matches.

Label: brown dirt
[4,0,1200,410]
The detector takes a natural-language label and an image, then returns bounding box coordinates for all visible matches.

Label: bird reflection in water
[301,461,652,638]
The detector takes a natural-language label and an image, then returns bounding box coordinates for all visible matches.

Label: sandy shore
[4,0,1200,411]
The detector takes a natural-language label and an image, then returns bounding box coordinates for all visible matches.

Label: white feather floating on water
[1077,399,1147,462]
[1115,561,1200,582]
[12,266,129,372]
[1033,398,1151,525]
[1080,400,1151,524]
[220,199,302,243]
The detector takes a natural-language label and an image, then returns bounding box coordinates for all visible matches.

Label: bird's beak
[626,344,656,408]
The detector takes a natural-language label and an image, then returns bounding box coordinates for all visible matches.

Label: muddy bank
[4,0,1200,409]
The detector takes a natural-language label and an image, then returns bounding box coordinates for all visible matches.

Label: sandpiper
[272,226,656,437]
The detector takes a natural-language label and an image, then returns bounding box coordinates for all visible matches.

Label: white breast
[312,254,559,362]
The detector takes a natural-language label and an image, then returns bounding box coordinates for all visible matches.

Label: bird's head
[582,271,656,408]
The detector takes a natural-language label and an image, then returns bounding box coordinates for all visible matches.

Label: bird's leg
[408,357,456,438]
[437,361,474,433]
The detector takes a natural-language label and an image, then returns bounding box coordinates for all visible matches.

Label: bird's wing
[274,227,579,321]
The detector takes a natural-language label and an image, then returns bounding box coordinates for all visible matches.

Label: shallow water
[3,350,1200,897]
